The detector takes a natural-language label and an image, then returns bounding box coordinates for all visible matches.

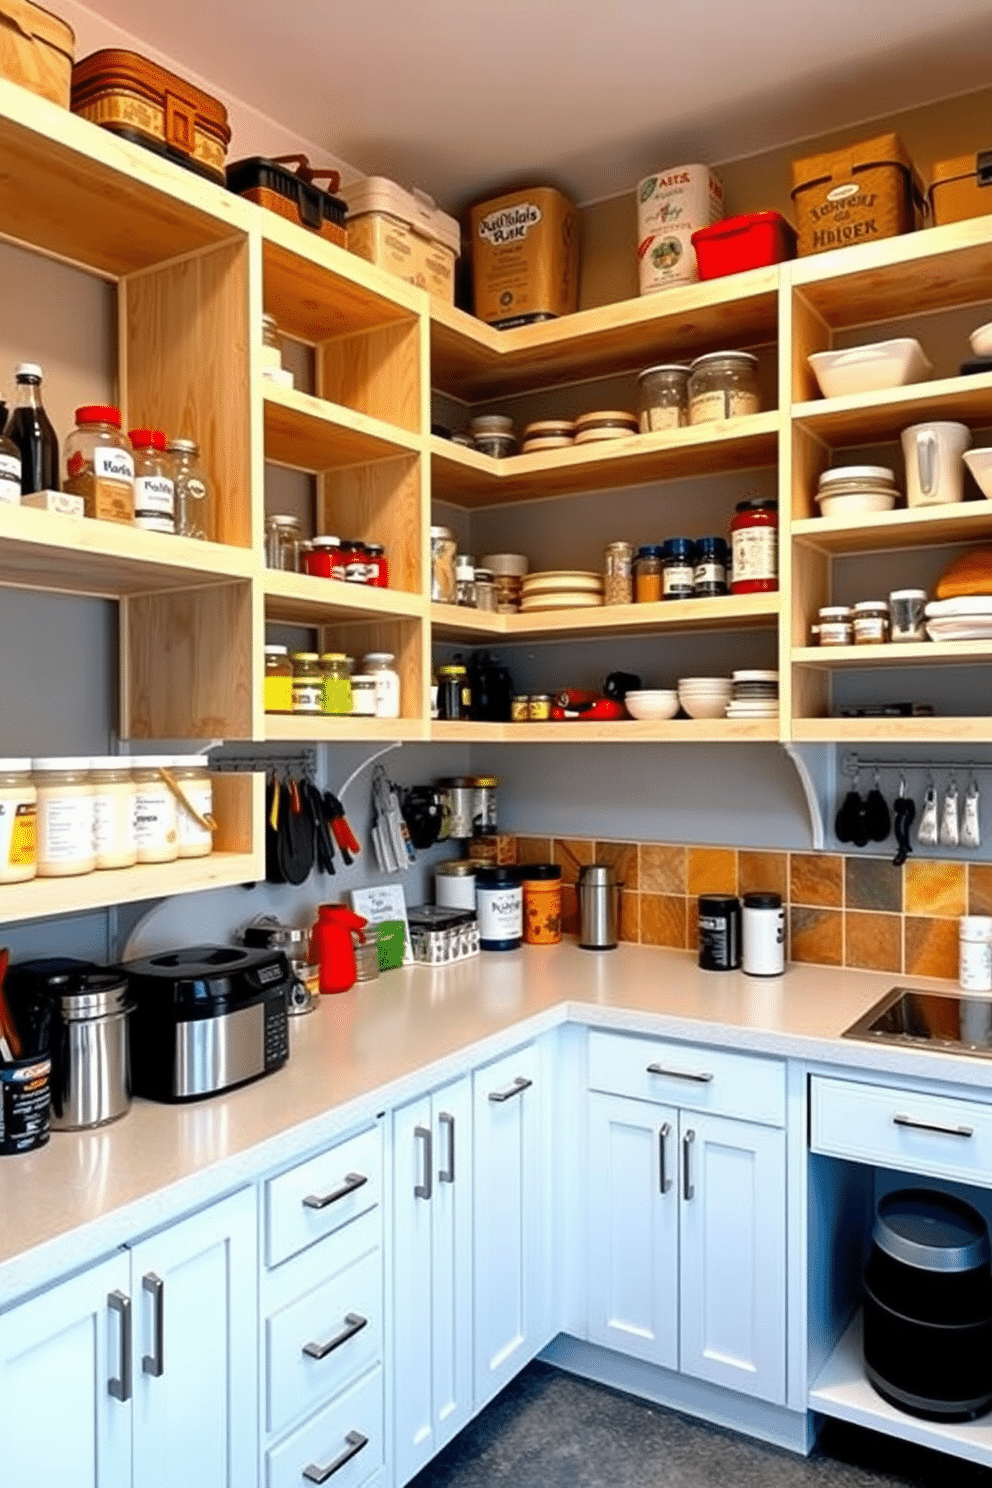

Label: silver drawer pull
[893,1114,974,1139]
[303,1313,367,1361]
[414,1126,433,1200]
[303,1430,368,1483]
[647,1063,714,1084]
[683,1129,695,1200]
[488,1076,532,1103]
[141,1274,164,1378]
[658,1122,672,1194]
[107,1291,132,1402]
[438,1112,455,1183]
[303,1172,368,1210]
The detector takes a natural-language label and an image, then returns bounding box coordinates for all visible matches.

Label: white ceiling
[81,0,992,209]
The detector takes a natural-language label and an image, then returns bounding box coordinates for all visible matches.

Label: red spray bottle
[311,905,368,994]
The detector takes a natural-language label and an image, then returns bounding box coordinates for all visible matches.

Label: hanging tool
[325,790,361,867]
[864,768,891,844]
[892,774,916,867]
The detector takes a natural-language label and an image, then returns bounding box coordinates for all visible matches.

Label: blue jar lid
[696,535,728,558]
[636,544,665,558]
[662,537,695,561]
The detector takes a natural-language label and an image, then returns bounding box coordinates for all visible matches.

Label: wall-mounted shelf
[431,591,780,643]
[792,641,992,669]
[264,716,427,743]
[430,719,779,744]
[791,502,992,554]
[792,371,992,447]
[265,572,426,626]
[262,385,421,471]
[792,717,992,743]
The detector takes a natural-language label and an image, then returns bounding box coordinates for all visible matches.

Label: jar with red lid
[730,498,778,594]
[303,534,344,579]
[129,428,175,533]
[365,542,388,588]
[64,406,134,524]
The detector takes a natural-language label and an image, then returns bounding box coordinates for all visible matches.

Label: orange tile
[845,911,901,974]
[595,841,639,890]
[515,836,552,866]
[553,838,594,887]
[790,853,842,908]
[905,917,959,981]
[640,893,687,949]
[845,857,901,914]
[789,906,843,966]
[739,850,787,900]
[560,884,580,938]
[620,891,640,944]
[687,847,737,898]
[687,897,699,950]
[640,844,687,896]
[970,864,992,916]
[904,859,966,918]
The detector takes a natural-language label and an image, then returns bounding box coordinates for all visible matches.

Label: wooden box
[790,133,924,257]
[0,0,73,107]
[929,151,992,226]
[227,155,348,246]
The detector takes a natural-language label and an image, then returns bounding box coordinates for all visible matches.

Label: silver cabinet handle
[894,1113,974,1139]
[142,1273,164,1378]
[647,1063,713,1084]
[303,1172,368,1210]
[438,1112,455,1183]
[488,1076,532,1103]
[658,1122,672,1194]
[303,1313,367,1361]
[683,1129,695,1200]
[414,1125,433,1200]
[107,1290,132,1402]
[304,1430,369,1483]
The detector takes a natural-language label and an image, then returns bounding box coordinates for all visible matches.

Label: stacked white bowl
[624,689,679,720]
[677,676,733,719]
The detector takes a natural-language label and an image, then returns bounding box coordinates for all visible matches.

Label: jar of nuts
[604,541,634,605]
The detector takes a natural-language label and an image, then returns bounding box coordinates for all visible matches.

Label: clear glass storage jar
[456,554,477,607]
[852,600,890,645]
[634,545,664,603]
[130,428,175,533]
[0,760,36,883]
[810,606,853,646]
[688,352,761,425]
[320,653,353,715]
[132,758,178,864]
[662,537,696,599]
[33,758,96,878]
[362,652,401,718]
[292,653,324,715]
[604,541,634,605]
[264,645,293,713]
[64,406,134,524]
[637,363,690,432]
[474,568,497,611]
[730,498,778,594]
[350,675,378,717]
[88,758,136,870]
[431,526,457,603]
[171,757,214,859]
[167,438,210,540]
[265,513,303,571]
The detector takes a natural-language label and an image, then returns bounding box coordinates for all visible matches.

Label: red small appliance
[311,905,368,994]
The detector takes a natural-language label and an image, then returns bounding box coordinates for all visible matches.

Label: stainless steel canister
[577,864,621,950]
[51,974,133,1129]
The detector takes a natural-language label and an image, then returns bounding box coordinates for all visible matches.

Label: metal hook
[898,772,908,798]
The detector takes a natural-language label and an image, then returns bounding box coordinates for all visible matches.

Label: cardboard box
[929,151,992,226]
[790,133,925,257]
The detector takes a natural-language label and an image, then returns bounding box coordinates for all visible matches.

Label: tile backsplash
[511,836,978,980]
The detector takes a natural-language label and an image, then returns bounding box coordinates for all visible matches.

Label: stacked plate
[726,669,779,719]
[519,570,604,612]
[925,596,992,642]
[677,676,733,719]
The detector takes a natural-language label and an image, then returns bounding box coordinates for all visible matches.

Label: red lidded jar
[303,534,343,579]
[730,498,778,594]
[365,542,388,588]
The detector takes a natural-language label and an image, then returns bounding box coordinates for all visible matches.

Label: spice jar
[431,525,457,602]
[64,406,134,524]
[662,537,696,599]
[365,543,388,588]
[265,513,303,571]
[811,606,853,646]
[33,758,95,878]
[523,864,562,945]
[0,427,21,505]
[264,645,293,712]
[456,555,477,607]
[511,695,530,722]
[476,865,523,950]
[362,652,401,718]
[604,541,634,605]
[688,352,761,424]
[637,364,690,432]
[129,429,175,533]
[320,653,352,715]
[167,438,210,540]
[350,675,378,716]
[0,760,36,883]
[303,535,343,579]
[634,545,664,602]
[852,600,890,646]
[528,694,552,721]
[694,536,729,596]
[132,758,178,864]
[730,498,778,593]
[291,653,323,715]
[474,568,497,611]
[438,665,471,720]
[470,414,516,458]
[171,757,213,860]
[88,758,136,870]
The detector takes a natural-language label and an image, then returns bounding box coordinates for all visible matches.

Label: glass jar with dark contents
[437,664,472,720]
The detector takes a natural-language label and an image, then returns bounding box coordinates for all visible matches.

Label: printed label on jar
[93,447,134,482]
[641,406,683,433]
[689,389,760,424]
[292,682,323,714]
[93,793,136,856]
[264,676,293,712]
[134,785,177,849]
[134,475,175,517]
[663,564,694,597]
[0,800,36,869]
[853,617,887,644]
[731,527,777,583]
[178,781,213,848]
[38,797,94,865]
[694,561,726,588]
[478,887,522,943]
[134,513,175,533]
[0,452,20,503]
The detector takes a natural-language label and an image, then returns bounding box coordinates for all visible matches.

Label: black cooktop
[843,987,992,1059]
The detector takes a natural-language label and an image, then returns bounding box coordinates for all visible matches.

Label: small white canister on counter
[959,916,992,993]
[435,859,477,912]
[742,892,786,977]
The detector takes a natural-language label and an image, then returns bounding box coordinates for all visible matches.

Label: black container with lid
[697,894,741,970]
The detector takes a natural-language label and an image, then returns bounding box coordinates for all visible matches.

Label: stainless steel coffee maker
[577,864,621,950]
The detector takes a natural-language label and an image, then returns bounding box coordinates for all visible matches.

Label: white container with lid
[361,652,401,719]
[132,757,178,864]
[637,164,723,293]
[350,675,377,717]
[960,916,992,992]
[33,758,96,877]
[346,178,461,303]
[171,757,214,860]
[435,860,477,912]
[0,759,36,883]
[88,758,137,870]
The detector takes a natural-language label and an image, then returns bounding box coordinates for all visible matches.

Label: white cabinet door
[131,1186,258,1488]
[0,1252,132,1488]
[472,1042,547,1409]
[431,1076,472,1455]
[678,1111,786,1405]
[392,1091,434,1487]
[587,1092,678,1370]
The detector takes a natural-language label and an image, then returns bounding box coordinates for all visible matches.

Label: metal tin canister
[698,894,741,970]
[437,777,474,839]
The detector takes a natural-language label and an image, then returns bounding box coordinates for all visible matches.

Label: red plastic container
[691,212,797,281]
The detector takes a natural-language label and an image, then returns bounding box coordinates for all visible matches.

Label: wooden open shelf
[260,220,422,343]
[793,641,992,669]
[792,716,992,743]
[431,591,780,643]
[430,719,779,743]
[263,385,421,471]
[264,715,427,743]
[792,501,992,554]
[265,571,426,627]
[793,371,992,447]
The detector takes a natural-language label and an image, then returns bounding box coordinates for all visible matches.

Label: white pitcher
[901,421,972,507]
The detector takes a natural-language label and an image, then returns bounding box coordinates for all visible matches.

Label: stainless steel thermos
[578,864,621,950]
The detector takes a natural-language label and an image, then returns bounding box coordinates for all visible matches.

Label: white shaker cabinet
[0,1252,133,1488]
[392,1076,473,1487]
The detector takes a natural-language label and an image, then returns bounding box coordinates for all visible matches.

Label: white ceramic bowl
[963,448,992,499]
[807,339,932,398]
[677,677,732,690]
[678,695,731,720]
[970,321,992,357]
[624,691,680,721]
[815,489,897,518]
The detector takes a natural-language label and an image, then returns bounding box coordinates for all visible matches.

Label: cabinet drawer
[266,1365,383,1488]
[587,1030,785,1127]
[266,1125,382,1268]
[810,1075,992,1184]
[267,1244,382,1438]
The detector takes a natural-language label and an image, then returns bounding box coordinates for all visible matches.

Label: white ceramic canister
[901,422,972,507]
[88,758,137,870]
[435,859,477,912]
[171,757,214,859]
[361,652,401,719]
[0,760,36,883]
[636,164,723,294]
[132,757,179,864]
[959,916,992,993]
[742,892,786,977]
[33,758,96,878]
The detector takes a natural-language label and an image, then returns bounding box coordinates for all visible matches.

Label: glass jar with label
[0,427,21,505]
[511,695,530,722]
[0,760,36,882]
[688,352,761,425]
[350,674,378,716]
[811,606,853,646]
[264,645,293,712]
[64,407,134,524]
[132,758,178,864]
[341,539,369,583]
[730,498,778,594]
[456,554,477,607]
[634,545,664,603]
[637,364,690,432]
[303,534,343,579]
[528,694,552,721]
[662,537,696,599]
[852,600,890,645]
[365,543,388,588]
[167,438,210,540]
[474,568,497,612]
[33,758,96,878]
[320,653,353,715]
[361,652,401,718]
[291,653,324,715]
[171,758,214,859]
[265,513,303,571]
[604,541,634,605]
[471,776,498,834]
[694,536,729,596]
[438,665,471,720]
[431,526,457,602]
[129,429,175,533]
[88,758,136,870]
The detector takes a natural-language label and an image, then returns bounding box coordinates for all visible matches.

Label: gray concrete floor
[410,1363,992,1487]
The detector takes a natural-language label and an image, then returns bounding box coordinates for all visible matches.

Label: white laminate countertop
[1,942,990,1306]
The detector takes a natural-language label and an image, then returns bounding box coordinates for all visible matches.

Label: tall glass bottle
[4,364,59,494]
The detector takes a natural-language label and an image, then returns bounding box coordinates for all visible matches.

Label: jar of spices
[365,543,388,588]
[634,545,664,603]
[130,429,175,533]
[350,675,378,716]
[431,526,457,602]
[456,554,477,607]
[470,414,516,458]
[33,758,95,877]
[0,760,36,883]
[852,600,890,646]
[303,535,342,579]
[688,351,761,424]
[132,758,178,864]
[291,652,324,715]
[637,364,690,432]
[88,758,136,870]
[511,695,530,722]
[604,541,634,606]
[810,606,853,646]
[528,694,552,721]
[437,665,471,720]
[494,574,522,613]
[264,645,294,712]
[523,864,562,945]
[474,568,497,611]
[320,653,353,715]
[265,513,302,571]
[662,537,696,599]
[362,652,401,718]
[167,438,210,540]
[476,865,523,950]
[694,536,729,596]
[730,498,778,594]
[171,757,214,860]
[64,406,134,524]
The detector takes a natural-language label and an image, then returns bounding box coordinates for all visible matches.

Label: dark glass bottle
[5,364,60,494]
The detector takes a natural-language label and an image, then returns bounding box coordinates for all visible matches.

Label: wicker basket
[791,133,925,257]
